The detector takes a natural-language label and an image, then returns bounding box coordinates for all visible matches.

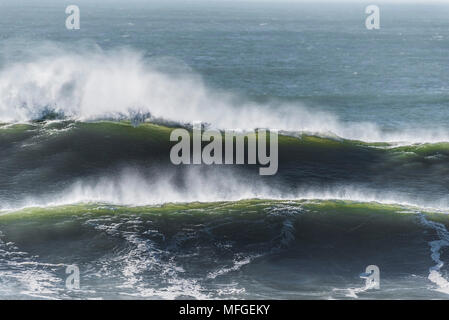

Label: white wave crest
[6,167,449,212]
[0,44,448,143]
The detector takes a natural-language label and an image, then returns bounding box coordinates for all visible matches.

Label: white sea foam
[418,215,449,295]
[0,44,448,143]
[3,166,448,212]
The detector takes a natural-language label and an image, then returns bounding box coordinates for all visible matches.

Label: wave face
[0,45,449,144]
[1,121,449,211]
[1,119,449,299]
[1,200,449,300]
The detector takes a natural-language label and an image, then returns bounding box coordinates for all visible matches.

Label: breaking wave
[0,43,448,143]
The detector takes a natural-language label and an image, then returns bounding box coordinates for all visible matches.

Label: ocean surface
[1,0,449,299]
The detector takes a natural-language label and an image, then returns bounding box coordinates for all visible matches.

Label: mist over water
[1,44,449,144]
[3,165,448,212]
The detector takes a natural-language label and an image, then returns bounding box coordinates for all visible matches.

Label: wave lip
[0,44,449,144]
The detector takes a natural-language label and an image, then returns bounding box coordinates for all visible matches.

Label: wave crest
[0,44,448,143]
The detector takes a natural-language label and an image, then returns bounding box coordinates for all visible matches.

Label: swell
[0,120,449,211]
[3,120,449,161]
[0,44,448,211]
[0,43,448,144]
[1,200,449,298]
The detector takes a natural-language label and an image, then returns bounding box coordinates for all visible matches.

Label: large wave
[4,166,447,212]
[0,120,448,212]
[2,198,449,299]
[0,43,448,143]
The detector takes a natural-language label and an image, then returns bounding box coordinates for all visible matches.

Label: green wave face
[1,120,449,209]
[2,120,449,162]
[1,199,448,299]
[1,121,449,299]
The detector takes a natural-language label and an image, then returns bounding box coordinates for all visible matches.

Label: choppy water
[0,0,449,299]
[2,200,449,299]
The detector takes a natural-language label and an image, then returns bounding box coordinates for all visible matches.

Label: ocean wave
[1,165,447,213]
[0,43,448,143]
[0,121,448,211]
[1,199,449,299]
